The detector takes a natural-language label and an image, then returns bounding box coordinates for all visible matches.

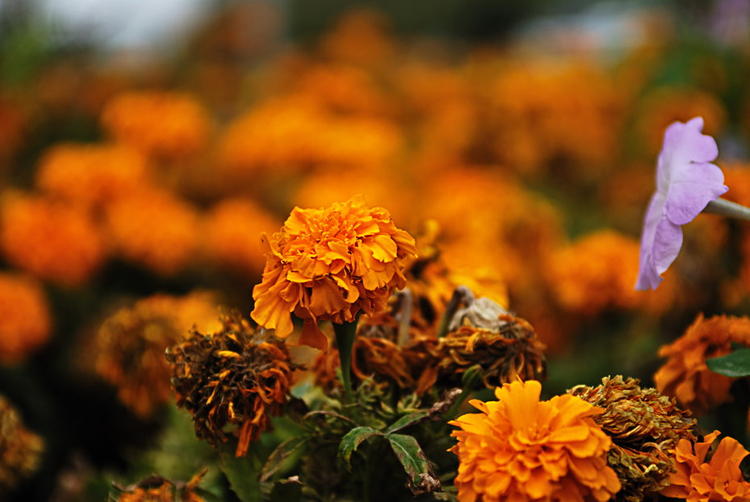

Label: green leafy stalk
[334,320,358,399]
[707,348,750,377]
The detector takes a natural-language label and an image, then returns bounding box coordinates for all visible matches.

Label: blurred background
[1,0,750,500]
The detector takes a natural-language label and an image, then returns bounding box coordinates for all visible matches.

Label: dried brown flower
[166,314,294,457]
[0,396,43,493]
[116,469,207,502]
[569,375,696,502]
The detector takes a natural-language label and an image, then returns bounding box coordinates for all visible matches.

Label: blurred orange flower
[104,189,200,276]
[0,193,105,286]
[101,91,212,160]
[0,273,51,363]
[251,198,416,349]
[661,431,750,501]
[450,380,620,502]
[655,314,750,414]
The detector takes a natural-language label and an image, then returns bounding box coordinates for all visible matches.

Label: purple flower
[636,117,728,290]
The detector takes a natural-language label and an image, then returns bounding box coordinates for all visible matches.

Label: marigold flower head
[569,375,696,501]
[661,431,750,501]
[0,273,51,363]
[94,292,220,418]
[0,192,105,286]
[116,470,207,502]
[35,143,150,209]
[450,380,621,502]
[166,313,294,457]
[203,198,280,276]
[101,91,211,160]
[251,198,417,349]
[0,396,43,494]
[654,314,750,414]
[105,189,200,276]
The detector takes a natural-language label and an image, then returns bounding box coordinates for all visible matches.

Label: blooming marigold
[166,313,294,457]
[0,192,105,286]
[660,431,750,501]
[101,91,211,160]
[35,143,149,209]
[0,273,51,363]
[654,314,750,415]
[569,375,696,502]
[251,198,417,349]
[0,396,43,494]
[450,380,621,502]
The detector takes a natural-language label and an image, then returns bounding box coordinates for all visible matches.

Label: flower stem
[334,320,358,400]
[704,198,750,221]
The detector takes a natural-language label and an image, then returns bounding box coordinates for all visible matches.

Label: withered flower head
[0,396,43,493]
[166,313,294,457]
[251,197,417,349]
[94,292,220,418]
[569,375,696,501]
[115,469,207,502]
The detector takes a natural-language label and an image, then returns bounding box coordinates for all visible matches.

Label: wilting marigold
[0,273,51,363]
[203,198,280,276]
[661,431,750,501]
[654,314,750,415]
[105,189,200,276]
[251,198,417,349]
[450,380,620,502]
[101,91,211,160]
[0,396,43,494]
[94,292,220,418]
[569,375,696,502]
[35,143,149,209]
[0,192,105,286]
[166,314,294,457]
[116,470,207,502]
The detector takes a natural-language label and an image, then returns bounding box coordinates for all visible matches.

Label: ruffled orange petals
[251,198,416,348]
[450,380,620,502]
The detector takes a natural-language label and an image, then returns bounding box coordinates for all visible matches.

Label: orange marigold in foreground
[251,198,417,349]
[0,274,51,363]
[661,431,750,501]
[0,193,105,286]
[654,314,750,415]
[450,380,620,502]
[101,91,211,160]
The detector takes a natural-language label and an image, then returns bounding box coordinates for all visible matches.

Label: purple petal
[665,161,727,225]
[636,193,683,290]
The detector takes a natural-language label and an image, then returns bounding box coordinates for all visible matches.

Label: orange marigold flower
[450,380,621,502]
[104,189,200,276]
[101,91,211,160]
[116,470,207,502]
[661,431,750,501]
[203,198,280,276]
[0,273,51,363]
[166,313,294,457]
[36,143,149,209]
[0,193,105,286]
[654,314,750,415]
[0,396,44,494]
[251,198,417,349]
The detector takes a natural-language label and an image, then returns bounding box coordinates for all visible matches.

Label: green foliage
[219,448,263,502]
[387,433,438,494]
[339,426,381,468]
[707,348,750,377]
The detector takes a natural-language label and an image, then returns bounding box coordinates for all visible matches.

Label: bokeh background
[2,0,750,500]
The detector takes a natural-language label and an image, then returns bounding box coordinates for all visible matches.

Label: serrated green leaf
[261,436,308,483]
[387,433,439,494]
[338,426,380,468]
[219,449,262,502]
[384,412,429,435]
[707,348,750,377]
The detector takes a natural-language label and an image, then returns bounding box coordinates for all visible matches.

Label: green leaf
[707,348,750,377]
[338,426,381,468]
[261,436,308,483]
[387,434,440,494]
[219,449,262,502]
[741,454,750,483]
[384,412,429,435]
[269,478,303,501]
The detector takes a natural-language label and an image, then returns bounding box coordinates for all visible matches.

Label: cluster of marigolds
[2,5,750,502]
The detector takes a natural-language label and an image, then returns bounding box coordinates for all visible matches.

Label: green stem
[334,320,358,400]
[704,198,750,221]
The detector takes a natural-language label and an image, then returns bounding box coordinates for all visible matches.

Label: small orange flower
[101,91,211,160]
[450,380,620,502]
[0,273,51,363]
[0,192,105,286]
[654,314,750,415]
[251,198,417,349]
[661,431,750,501]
